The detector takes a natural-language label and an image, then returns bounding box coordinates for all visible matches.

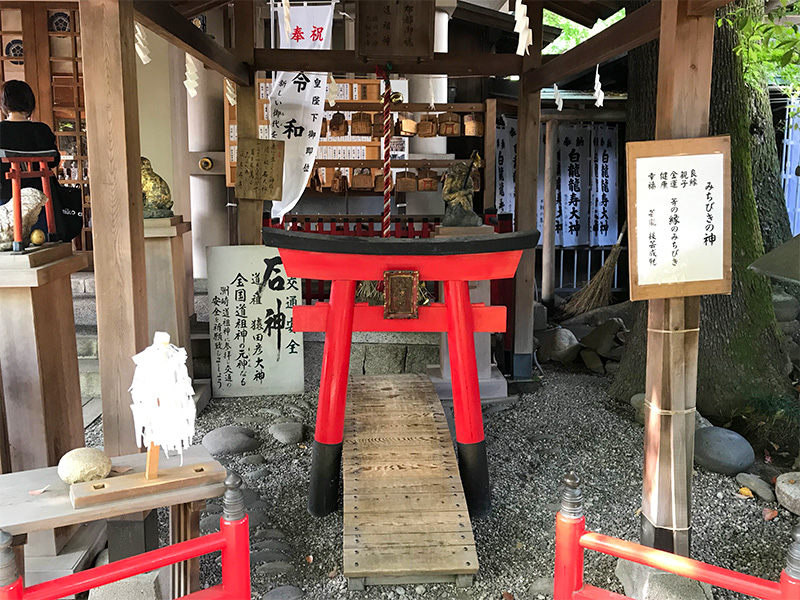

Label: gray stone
[773,291,800,322]
[735,473,776,502]
[251,550,288,564]
[200,514,220,533]
[788,340,800,364]
[779,319,800,337]
[89,568,168,600]
[202,426,260,455]
[605,361,620,375]
[57,447,112,484]
[293,398,311,410]
[249,466,271,479]
[248,500,271,512]
[94,548,109,567]
[268,422,304,445]
[616,559,712,600]
[580,348,605,374]
[776,472,800,515]
[252,529,285,541]
[204,503,223,514]
[695,411,713,430]
[257,562,295,576]
[561,300,638,329]
[630,393,646,426]
[605,345,625,361]
[364,343,407,374]
[240,454,266,466]
[405,344,439,374]
[349,343,367,375]
[247,511,268,528]
[253,539,293,554]
[263,408,283,417]
[580,318,625,357]
[694,427,755,475]
[261,585,303,600]
[539,328,581,363]
[415,585,426,595]
[527,576,554,596]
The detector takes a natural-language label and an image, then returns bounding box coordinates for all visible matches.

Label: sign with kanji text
[235,138,284,201]
[626,136,731,301]
[355,0,435,61]
[207,246,304,397]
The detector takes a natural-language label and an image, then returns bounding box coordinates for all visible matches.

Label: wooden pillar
[541,118,558,309]
[641,0,715,557]
[0,367,9,474]
[483,98,497,211]
[513,0,543,379]
[79,0,148,457]
[233,1,261,245]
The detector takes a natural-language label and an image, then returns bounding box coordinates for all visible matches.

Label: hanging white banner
[590,124,619,246]
[269,3,334,219]
[494,116,518,225]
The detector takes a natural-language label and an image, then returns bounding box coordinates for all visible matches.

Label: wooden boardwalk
[342,374,479,590]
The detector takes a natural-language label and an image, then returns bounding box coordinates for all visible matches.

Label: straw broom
[560,222,627,318]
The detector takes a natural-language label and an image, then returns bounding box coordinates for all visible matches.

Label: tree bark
[611,0,792,434]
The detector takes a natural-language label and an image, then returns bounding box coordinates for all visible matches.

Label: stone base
[25,520,107,598]
[88,567,169,600]
[193,380,212,414]
[615,559,713,600]
[427,365,508,400]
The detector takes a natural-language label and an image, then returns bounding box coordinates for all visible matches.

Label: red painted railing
[553,473,800,600]
[0,476,250,600]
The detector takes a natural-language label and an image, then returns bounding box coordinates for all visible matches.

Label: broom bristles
[560,223,627,318]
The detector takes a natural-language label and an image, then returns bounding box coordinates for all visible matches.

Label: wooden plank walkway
[343,374,479,589]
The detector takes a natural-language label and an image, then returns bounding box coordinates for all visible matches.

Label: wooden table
[0,445,226,598]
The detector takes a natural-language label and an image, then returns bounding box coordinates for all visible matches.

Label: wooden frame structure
[5,0,733,565]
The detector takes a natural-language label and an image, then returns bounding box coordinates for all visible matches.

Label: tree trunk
[611,1,793,440]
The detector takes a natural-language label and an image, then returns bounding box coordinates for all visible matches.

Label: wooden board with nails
[342,374,478,586]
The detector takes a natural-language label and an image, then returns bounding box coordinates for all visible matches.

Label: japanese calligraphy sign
[235,138,284,201]
[355,0,435,61]
[269,3,334,220]
[207,246,304,398]
[626,136,731,301]
[495,115,518,225]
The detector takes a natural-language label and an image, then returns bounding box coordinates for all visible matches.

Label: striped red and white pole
[382,81,392,238]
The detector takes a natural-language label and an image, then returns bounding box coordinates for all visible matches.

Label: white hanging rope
[594,64,605,107]
[129,332,196,463]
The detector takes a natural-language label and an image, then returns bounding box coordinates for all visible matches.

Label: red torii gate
[263,228,539,518]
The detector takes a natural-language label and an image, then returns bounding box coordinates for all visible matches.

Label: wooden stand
[144,216,193,376]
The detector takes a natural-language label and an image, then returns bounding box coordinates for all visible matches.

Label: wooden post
[145,443,159,480]
[0,367,9,475]
[641,0,715,557]
[513,0,543,379]
[541,118,558,309]
[79,0,149,457]
[233,0,261,245]
[483,98,497,211]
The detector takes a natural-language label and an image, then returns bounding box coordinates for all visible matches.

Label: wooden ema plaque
[234,138,284,201]
[356,0,435,61]
[626,135,732,301]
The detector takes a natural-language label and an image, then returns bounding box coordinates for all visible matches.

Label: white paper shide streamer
[594,65,605,107]
[129,332,196,463]
[553,84,564,111]
[283,0,292,42]
[514,0,532,56]
[134,24,151,65]
[224,78,237,106]
[184,55,199,98]
[327,75,339,107]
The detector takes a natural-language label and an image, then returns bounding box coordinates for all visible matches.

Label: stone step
[73,296,97,328]
[79,358,101,399]
[76,334,98,359]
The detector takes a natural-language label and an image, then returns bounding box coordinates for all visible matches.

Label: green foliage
[542,8,625,55]
[718,0,800,99]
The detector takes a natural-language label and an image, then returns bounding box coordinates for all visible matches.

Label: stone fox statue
[442,155,482,227]
[0,187,47,250]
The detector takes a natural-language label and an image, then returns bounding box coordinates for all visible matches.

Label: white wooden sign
[627,136,732,301]
[207,246,304,397]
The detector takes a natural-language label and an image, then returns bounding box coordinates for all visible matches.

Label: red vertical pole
[554,513,586,598]
[220,516,250,599]
[444,279,491,517]
[10,163,23,251]
[309,279,356,516]
[780,571,800,599]
[0,578,23,600]
[39,161,57,240]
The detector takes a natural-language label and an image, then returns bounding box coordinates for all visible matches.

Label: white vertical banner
[536,122,546,239]
[269,3,334,219]
[558,124,591,246]
[494,116,518,224]
[590,124,619,246]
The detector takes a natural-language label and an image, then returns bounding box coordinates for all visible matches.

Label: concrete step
[76,334,98,359]
[79,358,101,399]
[73,296,97,327]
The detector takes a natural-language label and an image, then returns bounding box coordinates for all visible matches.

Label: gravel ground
[84,360,798,600]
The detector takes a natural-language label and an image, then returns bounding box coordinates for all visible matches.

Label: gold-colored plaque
[383,270,419,319]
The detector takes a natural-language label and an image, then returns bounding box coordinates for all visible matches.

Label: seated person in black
[0,80,61,233]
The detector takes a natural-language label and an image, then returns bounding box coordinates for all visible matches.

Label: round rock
[240,454,267,466]
[736,473,776,502]
[776,473,800,515]
[57,447,112,484]
[261,585,303,600]
[694,427,754,475]
[540,328,581,363]
[202,426,260,455]
[268,422,304,445]
[773,291,800,322]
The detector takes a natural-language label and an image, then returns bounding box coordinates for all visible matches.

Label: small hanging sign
[235,138,284,201]
[355,0,435,61]
[626,135,732,301]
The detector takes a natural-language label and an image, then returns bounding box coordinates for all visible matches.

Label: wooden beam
[542,0,602,28]
[483,98,497,211]
[133,0,250,86]
[641,0,716,557]
[79,0,149,457]
[173,0,229,19]
[254,49,523,76]
[233,0,262,246]
[542,109,626,122]
[686,0,734,16]
[524,0,661,92]
[513,0,543,378]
